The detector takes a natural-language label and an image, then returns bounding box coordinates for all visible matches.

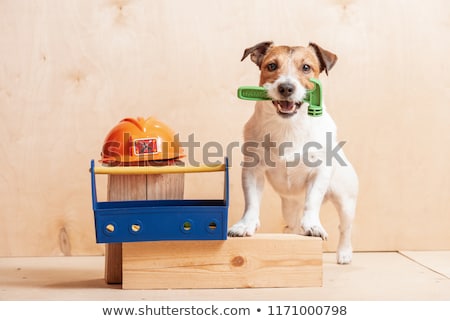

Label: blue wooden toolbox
[90,158,229,243]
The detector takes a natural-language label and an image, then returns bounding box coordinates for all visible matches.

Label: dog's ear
[308,43,337,75]
[241,41,273,68]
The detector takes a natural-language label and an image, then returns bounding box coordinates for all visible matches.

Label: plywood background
[0,0,448,256]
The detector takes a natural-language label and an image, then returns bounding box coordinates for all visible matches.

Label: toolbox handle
[90,158,229,210]
[91,163,225,175]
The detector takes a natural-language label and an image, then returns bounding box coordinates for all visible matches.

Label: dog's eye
[302,64,311,73]
[267,63,278,71]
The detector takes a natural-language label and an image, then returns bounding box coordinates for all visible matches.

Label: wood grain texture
[104,242,122,284]
[146,173,184,201]
[122,234,322,289]
[0,0,449,256]
[105,174,146,284]
[2,253,450,300]
[105,173,184,283]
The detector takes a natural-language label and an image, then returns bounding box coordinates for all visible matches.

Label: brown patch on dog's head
[241,41,338,116]
[258,46,325,90]
[307,42,337,75]
[241,41,273,68]
[241,41,337,79]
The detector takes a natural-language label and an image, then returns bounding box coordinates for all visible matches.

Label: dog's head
[241,41,337,117]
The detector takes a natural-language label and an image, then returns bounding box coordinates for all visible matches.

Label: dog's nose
[278,83,295,97]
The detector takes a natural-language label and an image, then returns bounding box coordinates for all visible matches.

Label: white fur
[264,75,307,103]
[228,75,358,264]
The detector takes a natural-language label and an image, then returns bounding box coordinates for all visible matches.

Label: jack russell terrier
[228,41,359,264]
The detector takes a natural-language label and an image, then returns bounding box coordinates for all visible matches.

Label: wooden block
[104,175,146,284]
[104,242,122,284]
[104,173,184,284]
[146,173,184,200]
[122,233,322,289]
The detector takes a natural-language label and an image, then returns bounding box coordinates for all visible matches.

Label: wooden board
[400,251,450,279]
[105,173,184,284]
[0,1,449,256]
[2,253,450,300]
[122,233,322,289]
[105,175,146,284]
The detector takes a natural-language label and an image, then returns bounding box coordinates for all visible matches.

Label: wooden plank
[146,173,184,201]
[4,253,450,300]
[104,242,122,284]
[122,233,322,289]
[105,175,147,284]
[400,251,450,278]
[105,173,184,284]
[107,175,148,202]
[1,1,449,258]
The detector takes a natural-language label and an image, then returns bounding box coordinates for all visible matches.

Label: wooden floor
[1,252,449,300]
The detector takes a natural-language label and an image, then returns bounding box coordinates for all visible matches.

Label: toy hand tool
[237,78,323,117]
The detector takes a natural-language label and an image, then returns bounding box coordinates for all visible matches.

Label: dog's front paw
[336,243,353,264]
[228,219,260,237]
[337,248,353,264]
[301,217,328,240]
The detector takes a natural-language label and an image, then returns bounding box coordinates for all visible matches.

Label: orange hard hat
[100,117,184,165]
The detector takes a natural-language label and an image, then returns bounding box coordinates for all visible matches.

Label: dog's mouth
[272,101,302,116]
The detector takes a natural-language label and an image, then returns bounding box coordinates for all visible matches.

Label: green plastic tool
[237,78,323,117]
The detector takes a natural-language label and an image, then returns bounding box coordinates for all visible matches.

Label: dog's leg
[281,196,302,234]
[330,165,358,264]
[228,166,265,237]
[331,195,356,264]
[300,168,331,240]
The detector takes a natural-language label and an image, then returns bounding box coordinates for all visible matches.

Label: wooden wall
[0,0,448,256]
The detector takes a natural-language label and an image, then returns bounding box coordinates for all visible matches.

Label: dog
[228,41,359,264]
